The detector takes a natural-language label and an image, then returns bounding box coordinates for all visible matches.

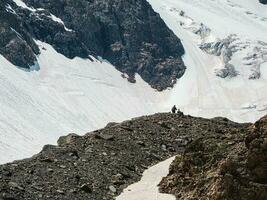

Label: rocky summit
[1,112,266,200]
[0,0,186,90]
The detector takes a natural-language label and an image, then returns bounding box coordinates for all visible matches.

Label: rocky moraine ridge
[160,115,267,200]
[0,0,185,90]
[0,113,266,200]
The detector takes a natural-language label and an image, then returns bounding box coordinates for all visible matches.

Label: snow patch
[12,0,35,11]
[49,14,73,32]
[12,0,73,32]
[116,157,176,200]
[5,4,16,14]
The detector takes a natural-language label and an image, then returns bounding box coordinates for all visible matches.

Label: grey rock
[57,133,80,146]
[56,189,64,194]
[0,1,39,69]
[8,182,24,190]
[80,184,92,193]
[109,185,116,193]
[215,64,239,78]
[200,35,239,78]
[161,144,167,151]
[0,113,249,200]
[1,0,186,90]
[111,173,124,185]
[95,134,114,141]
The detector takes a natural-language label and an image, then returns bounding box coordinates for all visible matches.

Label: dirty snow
[116,157,176,200]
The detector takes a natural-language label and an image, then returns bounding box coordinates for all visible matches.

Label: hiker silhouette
[171,105,177,113]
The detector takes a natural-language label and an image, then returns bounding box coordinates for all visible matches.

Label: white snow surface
[148,0,267,122]
[49,14,73,32]
[0,0,267,165]
[0,41,166,164]
[116,156,176,200]
[12,0,35,11]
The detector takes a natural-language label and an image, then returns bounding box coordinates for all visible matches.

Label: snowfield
[0,0,266,165]
[148,0,267,122]
[0,41,166,164]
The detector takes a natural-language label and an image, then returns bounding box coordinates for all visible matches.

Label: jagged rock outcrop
[0,1,39,69]
[199,35,239,78]
[0,113,254,200]
[159,115,267,200]
[0,0,186,90]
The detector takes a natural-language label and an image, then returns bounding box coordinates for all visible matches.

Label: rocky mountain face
[0,0,39,68]
[1,112,265,200]
[260,0,267,5]
[160,115,267,200]
[0,0,186,90]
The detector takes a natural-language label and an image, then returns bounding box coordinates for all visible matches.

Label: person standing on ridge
[171,105,177,113]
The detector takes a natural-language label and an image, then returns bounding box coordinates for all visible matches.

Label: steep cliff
[1,0,186,90]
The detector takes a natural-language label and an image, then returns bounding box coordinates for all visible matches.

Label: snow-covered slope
[0,41,166,164]
[0,0,267,164]
[149,0,267,122]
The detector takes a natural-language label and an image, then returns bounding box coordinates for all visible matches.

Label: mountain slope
[0,0,267,164]
[0,113,251,200]
[148,0,267,122]
[0,0,186,164]
[160,115,267,200]
[0,41,167,164]
[1,0,186,90]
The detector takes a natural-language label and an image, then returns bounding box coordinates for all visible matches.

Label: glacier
[149,0,267,122]
[0,41,166,164]
[0,0,267,164]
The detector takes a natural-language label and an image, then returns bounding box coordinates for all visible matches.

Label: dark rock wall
[0,1,39,68]
[0,0,186,90]
[259,0,267,5]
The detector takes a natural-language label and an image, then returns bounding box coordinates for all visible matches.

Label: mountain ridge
[1,0,267,171]
[0,112,255,200]
[160,115,267,200]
